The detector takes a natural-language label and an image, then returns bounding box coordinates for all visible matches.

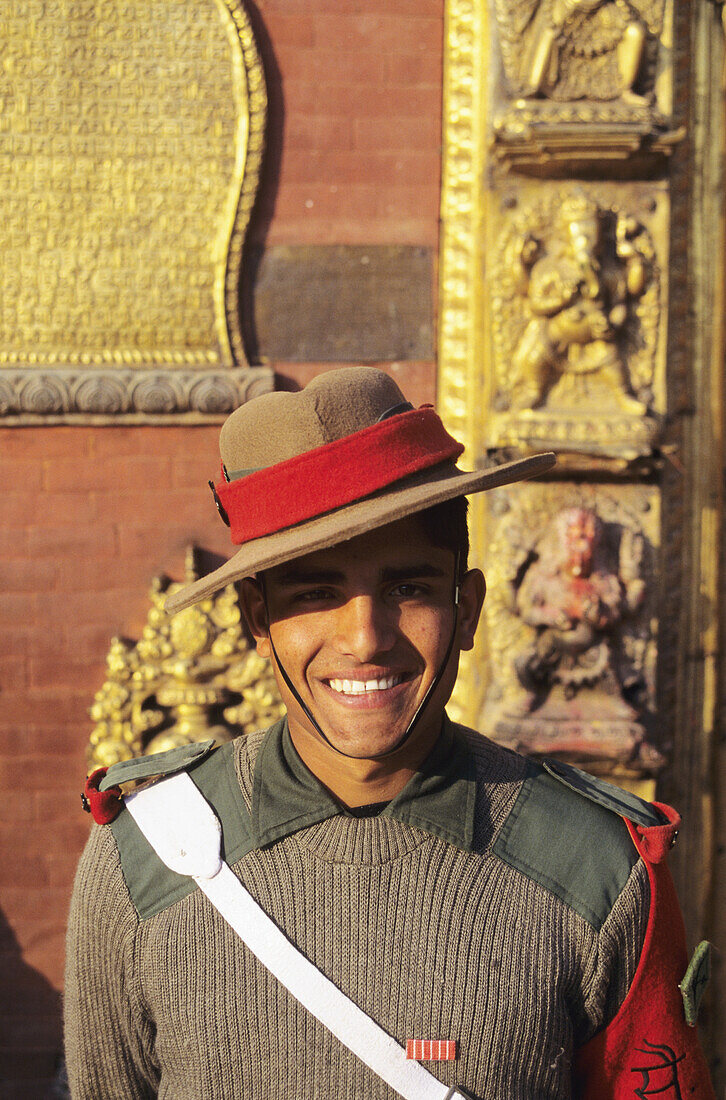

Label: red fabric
[574,803,715,1099]
[82,768,123,825]
[216,407,464,545]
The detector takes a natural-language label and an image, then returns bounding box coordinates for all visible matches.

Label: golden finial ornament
[87,548,285,769]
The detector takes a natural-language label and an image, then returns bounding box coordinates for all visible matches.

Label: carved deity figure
[511,507,645,716]
[507,193,651,415]
[518,0,648,102]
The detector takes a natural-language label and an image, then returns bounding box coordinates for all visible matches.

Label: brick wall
[0,3,443,1092]
[0,426,228,1094]
[251,0,444,248]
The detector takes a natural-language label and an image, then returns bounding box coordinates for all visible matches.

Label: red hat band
[215,407,465,546]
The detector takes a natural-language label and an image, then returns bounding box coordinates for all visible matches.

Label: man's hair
[415,496,470,577]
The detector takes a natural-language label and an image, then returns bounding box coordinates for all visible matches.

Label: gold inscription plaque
[0,0,270,421]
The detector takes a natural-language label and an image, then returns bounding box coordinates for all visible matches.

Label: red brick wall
[252,0,444,248]
[0,427,229,1093]
[0,3,443,1092]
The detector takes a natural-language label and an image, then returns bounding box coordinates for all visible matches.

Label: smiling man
[242,513,484,806]
[65,368,714,1099]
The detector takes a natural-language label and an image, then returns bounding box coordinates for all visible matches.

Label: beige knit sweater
[64,725,648,1099]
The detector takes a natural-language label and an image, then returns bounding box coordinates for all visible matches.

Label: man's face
[241,514,485,759]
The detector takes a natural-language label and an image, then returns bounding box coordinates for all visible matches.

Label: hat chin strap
[260,555,462,762]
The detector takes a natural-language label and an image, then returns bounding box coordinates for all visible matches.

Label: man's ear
[239,577,271,659]
[457,569,486,652]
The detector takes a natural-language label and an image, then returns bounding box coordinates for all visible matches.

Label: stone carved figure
[513,508,644,711]
[494,0,664,102]
[484,497,663,775]
[505,192,653,417]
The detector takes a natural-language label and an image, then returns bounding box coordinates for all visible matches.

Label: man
[65,367,714,1098]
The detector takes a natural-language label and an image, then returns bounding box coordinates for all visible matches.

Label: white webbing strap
[126,772,466,1100]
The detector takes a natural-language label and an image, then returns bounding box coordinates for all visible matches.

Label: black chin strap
[259,554,462,760]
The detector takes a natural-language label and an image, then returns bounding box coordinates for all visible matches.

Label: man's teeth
[328,676,402,695]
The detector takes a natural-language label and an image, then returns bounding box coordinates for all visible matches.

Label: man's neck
[288,715,444,809]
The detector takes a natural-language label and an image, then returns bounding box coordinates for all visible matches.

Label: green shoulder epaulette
[109,740,255,922]
[541,758,663,828]
[492,758,661,932]
[99,738,216,791]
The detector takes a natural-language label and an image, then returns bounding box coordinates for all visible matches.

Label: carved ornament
[0,367,273,424]
[487,185,666,462]
[87,548,285,770]
[481,483,664,777]
[0,0,267,423]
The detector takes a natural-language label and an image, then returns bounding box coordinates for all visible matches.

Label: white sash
[126,772,469,1100]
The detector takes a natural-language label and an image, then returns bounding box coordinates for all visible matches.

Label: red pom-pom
[81,768,123,825]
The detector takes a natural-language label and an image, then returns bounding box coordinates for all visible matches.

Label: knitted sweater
[65,722,650,1099]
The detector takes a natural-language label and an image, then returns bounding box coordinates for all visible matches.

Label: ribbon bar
[406,1040,458,1062]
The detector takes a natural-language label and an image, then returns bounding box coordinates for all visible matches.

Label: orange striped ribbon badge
[406,1039,457,1061]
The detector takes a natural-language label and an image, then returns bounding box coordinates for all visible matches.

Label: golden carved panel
[490,0,678,166]
[438,0,672,757]
[493,0,667,104]
[486,181,668,462]
[0,0,268,421]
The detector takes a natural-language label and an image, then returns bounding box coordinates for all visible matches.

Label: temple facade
[0,1,723,1092]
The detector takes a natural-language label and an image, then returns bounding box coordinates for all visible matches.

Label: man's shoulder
[453,723,654,930]
[107,733,263,922]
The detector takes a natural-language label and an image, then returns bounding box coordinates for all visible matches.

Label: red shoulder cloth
[573,803,715,1098]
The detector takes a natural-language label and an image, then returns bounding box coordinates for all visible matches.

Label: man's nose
[333,595,396,661]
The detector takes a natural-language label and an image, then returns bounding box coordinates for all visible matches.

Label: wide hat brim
[165,451,555,614]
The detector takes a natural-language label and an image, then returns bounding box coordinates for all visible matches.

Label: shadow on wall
[239,0,284,365]
[0,906,68,1099]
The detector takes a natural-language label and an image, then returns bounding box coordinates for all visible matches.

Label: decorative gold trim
[217,0,268,367]
[438,0,488,725]
[438,0,486,462]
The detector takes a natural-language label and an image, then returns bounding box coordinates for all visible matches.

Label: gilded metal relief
[87,548,284,770]
[1,0,270,422]
[491,0,678,165]
[494,0,665,102]
[481,483,663,777]
[487,184,667,462]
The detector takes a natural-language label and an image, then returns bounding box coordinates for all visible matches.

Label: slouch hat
[165,366,555,613]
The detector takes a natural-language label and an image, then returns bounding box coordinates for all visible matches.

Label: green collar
[252,716,477,852]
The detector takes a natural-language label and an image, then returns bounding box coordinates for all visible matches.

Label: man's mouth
[326,674,405,696]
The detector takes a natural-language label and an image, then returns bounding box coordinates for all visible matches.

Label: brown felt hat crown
[165,367,555,614]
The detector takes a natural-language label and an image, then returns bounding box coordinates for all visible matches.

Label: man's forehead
[263,515,455,584]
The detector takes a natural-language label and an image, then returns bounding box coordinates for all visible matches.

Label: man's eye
[295,588,333,603]
[390,583,425,599]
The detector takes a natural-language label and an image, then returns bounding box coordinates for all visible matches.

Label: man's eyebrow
[272,563,448,587]
[273,567,346,587]
[380,563,448,583]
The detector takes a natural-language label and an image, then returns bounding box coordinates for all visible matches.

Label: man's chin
[314,721,413,761]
